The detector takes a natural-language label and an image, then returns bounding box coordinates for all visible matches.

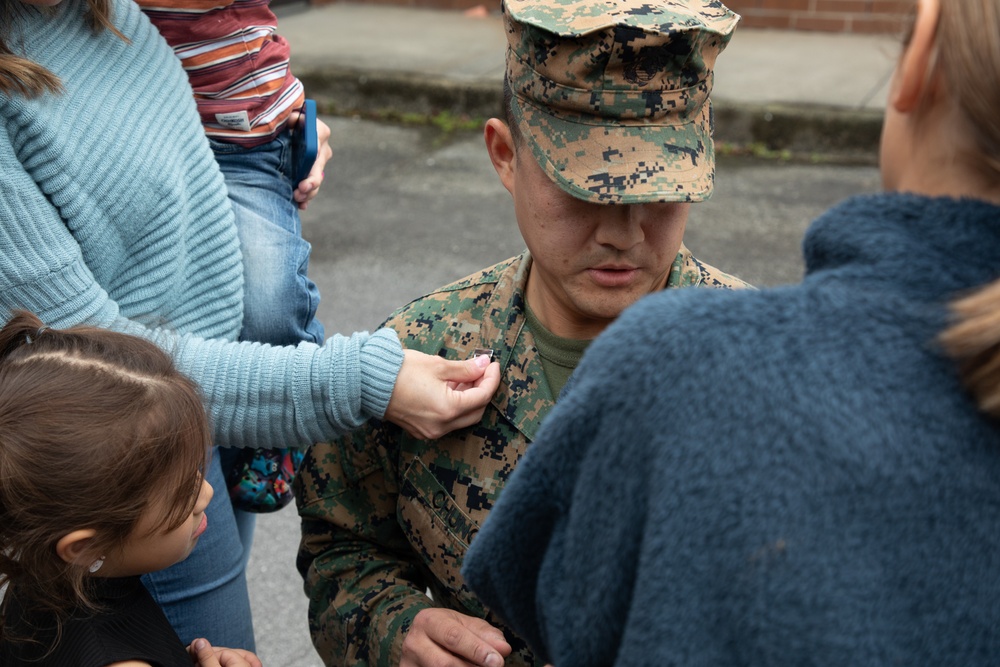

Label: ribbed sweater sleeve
[0,0,402,448]
[158,329,402,448]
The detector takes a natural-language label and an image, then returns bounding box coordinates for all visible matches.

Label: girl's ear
[892,0,942,113]
[55,529,98,565]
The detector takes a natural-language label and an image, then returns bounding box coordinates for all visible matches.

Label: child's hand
[290,114,333,211]
[188,638,263,667]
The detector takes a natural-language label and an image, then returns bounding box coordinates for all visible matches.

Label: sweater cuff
[359,328,404,419]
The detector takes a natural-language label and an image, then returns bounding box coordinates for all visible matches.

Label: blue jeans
[210,135,325,566]
[142,448,255,650]
[210,132,325,347]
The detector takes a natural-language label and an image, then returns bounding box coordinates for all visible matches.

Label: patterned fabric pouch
[224,447,305,513]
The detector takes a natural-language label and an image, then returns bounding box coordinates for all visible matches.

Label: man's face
[486,120,691,340]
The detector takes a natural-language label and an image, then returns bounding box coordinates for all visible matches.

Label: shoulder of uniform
[381,256,522,351]
[444,257,520,293]
[673,246,755,290]
[693,258,755,290]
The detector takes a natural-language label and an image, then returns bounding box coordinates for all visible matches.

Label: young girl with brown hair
[0,311,260,667]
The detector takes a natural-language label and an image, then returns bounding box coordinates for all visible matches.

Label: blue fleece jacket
[463,194,1000,666]
[0,0,402,448]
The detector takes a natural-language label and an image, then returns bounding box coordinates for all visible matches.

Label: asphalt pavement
[246,5,897,665]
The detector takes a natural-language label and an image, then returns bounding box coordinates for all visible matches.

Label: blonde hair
[0,0,125,97]
[938,0,1000,415]
[936,0,1000,181]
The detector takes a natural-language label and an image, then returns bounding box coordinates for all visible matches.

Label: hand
[288,112,332,211]
[187,638,263,667]
[401,608,511,667]
[384,350,501,440]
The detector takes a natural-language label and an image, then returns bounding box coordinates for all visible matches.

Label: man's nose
[594,204,648,250]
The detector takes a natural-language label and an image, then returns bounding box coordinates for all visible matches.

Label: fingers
[316,116,332,145]
[461,357,502,393]
[403,609,510,667]
[458,615,512,656]
[440,356,501,427]
[419,357,500,437]
[188,638,221,667]
[186,639,262,667]
[443,361,500,430]
[227,649,263,667]
[384,351,500,440]
[443,354,493,384]
[294,177,321,210]
[436,625,506,667]
[294,118,333,210]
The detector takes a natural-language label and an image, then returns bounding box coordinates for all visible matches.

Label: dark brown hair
[501,78,525,150]
[0,311,210,646]
[0,0,126,97]
[936,0,1000,415]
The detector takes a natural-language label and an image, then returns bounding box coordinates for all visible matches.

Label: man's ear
[55,529,98,565]
[892,0,942,113]
[484,118,517,195]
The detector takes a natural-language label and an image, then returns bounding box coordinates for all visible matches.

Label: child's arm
[188,638,263,667]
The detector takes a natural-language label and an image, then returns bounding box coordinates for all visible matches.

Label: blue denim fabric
[210,133,325,347]
[142,448,255,650]
[210,133,326,565]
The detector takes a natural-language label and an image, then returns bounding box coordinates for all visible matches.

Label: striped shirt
[137,0,305,146]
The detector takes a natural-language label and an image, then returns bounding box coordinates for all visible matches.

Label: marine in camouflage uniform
[296,1,743,666]
[296,250,746,667]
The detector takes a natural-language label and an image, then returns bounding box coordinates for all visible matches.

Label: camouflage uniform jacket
[296,248,749,667]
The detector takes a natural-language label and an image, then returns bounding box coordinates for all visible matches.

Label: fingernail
[474,354,490,368]
[485,653,503,667]
[194,639,207,650]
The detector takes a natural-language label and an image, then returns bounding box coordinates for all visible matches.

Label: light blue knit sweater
[0,0,403,448]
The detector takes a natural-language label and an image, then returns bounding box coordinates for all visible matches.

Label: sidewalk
[278,2,901,162]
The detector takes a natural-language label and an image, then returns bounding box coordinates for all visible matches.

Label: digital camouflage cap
[503,0,739,204]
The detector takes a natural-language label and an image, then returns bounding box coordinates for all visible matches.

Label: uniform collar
[478,245,696,441]
[479,252,554,442]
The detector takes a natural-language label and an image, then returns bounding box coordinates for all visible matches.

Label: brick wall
[724,0,913,33]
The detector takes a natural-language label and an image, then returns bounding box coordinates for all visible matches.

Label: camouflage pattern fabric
[504,0,740,204]
[296,248,749,667]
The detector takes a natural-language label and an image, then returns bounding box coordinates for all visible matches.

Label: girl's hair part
[0,311,210,646]
[937,0,1000,415]
[0,0,127,97]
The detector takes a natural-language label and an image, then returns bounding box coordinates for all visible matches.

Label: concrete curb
[713,102,882,164]
[297,66,502,119]
[298,66,882,164]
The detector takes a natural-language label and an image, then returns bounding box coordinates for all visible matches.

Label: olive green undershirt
[523,303,592,398]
